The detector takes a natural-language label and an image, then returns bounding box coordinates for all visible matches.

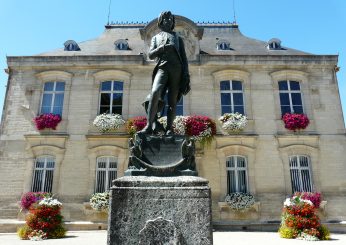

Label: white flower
[219,113,247,134]
[39,197,62,207]
[225,192,255,210]
[158,116,187,135]
[301,199,314,206]
[93,113,125,133]
[284,198,293,207]
[90,192,110,211]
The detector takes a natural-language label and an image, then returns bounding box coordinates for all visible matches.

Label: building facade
[1,15,345,227]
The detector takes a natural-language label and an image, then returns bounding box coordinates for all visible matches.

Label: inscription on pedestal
[138,217,183,244]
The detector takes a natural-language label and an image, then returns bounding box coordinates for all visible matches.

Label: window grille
[40,82,65,116]
[279,80,303,115]
[220,80,244,115]
[95,156,118,193]
[99,81,123,115]
[32,156,55,192]
[226,155,248,194]
[289,155,313,192]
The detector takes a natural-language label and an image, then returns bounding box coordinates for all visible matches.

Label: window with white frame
[99,81,123,115]
[220,80,244,115]
[226,155,248,194]
[95,156,117,193]
[160,92,184,117]
[32,156,55,192]
[40,81,65,116]
[289,155,313,192]
[279,80,304,116]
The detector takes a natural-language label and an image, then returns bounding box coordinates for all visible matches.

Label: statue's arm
[179,37,189,75]
[148,36,165,60]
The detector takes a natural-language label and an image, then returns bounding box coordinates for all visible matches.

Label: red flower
[185,115,216,137]
[126,116,147,135]
[33,114,61,130]
[282,113,309,131]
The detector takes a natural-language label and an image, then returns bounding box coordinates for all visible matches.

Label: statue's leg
[166,66,182,134]
[140,69,168,133]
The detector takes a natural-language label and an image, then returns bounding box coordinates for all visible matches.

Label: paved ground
[1,231,346,245]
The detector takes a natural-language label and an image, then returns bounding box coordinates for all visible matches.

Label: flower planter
[219,113,248,135]
[93,113,125,133]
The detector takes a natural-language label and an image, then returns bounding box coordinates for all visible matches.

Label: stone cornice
[7,54,338,69]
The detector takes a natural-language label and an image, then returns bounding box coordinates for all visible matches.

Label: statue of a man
[140,11,190,135]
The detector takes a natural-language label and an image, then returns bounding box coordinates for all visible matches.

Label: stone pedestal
[107,176,213,245]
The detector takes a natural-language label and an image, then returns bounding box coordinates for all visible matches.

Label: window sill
[218,201,260,213]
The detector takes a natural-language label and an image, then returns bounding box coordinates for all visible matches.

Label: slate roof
[37,22,312,57]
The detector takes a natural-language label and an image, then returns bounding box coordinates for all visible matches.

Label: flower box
[33,114,61,130]
[218,201,260,212]
[282,113,309,132]
[93,114,125,133]
[219,113,248,134]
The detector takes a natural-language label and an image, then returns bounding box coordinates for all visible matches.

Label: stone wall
[0,54,345,225]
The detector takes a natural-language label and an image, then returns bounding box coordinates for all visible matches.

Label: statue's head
[158,11,175,31]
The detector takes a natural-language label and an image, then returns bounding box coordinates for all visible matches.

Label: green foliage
[17,225,33,240]
[48,225,67,239]
[278,226,298,239]
[318,225,331,240]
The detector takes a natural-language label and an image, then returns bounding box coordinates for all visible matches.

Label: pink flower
[282,113,309,131]
[33,114,62,130]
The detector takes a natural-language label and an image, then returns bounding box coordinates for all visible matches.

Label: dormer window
[268,38,282,50]
[64,40,80,51]
[216,40,231,50]
[114,39,129,50]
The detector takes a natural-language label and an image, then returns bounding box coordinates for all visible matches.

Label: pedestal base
[107,176,213,245]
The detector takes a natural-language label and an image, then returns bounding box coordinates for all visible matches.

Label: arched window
[95,156,118,193]
[226,155,248,194]
[279,80,303,115]
[32,156,55,192]
[220,80,244,114]
[289,155,313,192]
[40,81,65,116]
[99,81,124,115]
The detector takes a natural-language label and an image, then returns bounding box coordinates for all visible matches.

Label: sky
[0,0,345,125]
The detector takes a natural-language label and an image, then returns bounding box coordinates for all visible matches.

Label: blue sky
[1,0,345,124]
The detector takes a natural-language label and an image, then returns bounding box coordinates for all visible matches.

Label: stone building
[1,15,345,229]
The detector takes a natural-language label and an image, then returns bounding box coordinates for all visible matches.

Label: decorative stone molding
[212,69,250,83]
[215,135,257,153]
[35,70,73,82]
[25,134,69,152]
[270,69,308,83]
[92,70,132,83]
[275,134,319,149]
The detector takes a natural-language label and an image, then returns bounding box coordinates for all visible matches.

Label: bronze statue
[140,11,190,135]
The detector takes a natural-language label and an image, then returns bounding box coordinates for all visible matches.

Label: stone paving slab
[1,231,346,245]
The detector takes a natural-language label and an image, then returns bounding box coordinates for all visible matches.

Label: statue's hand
[181,73,191,95]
